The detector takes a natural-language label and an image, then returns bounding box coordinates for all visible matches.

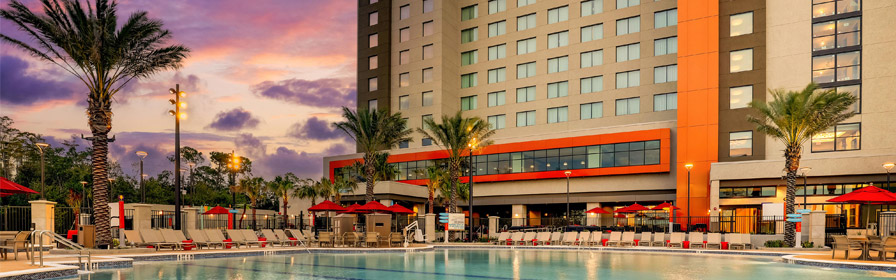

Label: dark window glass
[615,151,629,166]
[630,142,644,150]
[615,143,630,152]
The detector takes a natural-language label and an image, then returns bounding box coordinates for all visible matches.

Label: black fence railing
[54,207,93,235]
[491,215,786,234]
[123,209,134,230]
[0,206,31,231]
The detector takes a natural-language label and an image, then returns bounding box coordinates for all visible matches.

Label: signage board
[447,213,465,231]
[786,218,802,223]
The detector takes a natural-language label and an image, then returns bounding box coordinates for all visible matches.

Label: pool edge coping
[782,255,896,272]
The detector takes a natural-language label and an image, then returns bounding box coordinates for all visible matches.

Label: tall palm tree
[1,0,189,246]
[237,177,266,229]
[418,111,494,213]
[417,165,446,214]
[315,177,334,202]
[267,173,298,228]
[748,83,856,247]
[293,178,322,206]
[334,107,412,202]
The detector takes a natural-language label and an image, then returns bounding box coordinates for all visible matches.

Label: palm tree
[293,178,322,206]
[334,107,412,202]
[1,0,189,246]
[417,165,446,214]
[748,83,856,247]
[237,177,266,229]
[418,111,494,213]
[315,177,334,202]
[267,173,298,228]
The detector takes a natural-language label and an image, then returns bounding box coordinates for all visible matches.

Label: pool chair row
[309,231,406,248]
[123,228,307,250]
[491,231,754,249]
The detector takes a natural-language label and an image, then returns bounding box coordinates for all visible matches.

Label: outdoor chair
[666,232,685,248]
[549,232,563,245]
[561,232,578,246]
[729,233,752,250]
[305,231,319,247]
[588,231,603,246]
[522,232,537,245]
[723,233,737,249]
[491,232,510,245]
[170,229,199,250]
[390,232,403,247]
[226,229,265,248]
[205,229,239,249]
[688,232,705,249]
[508,232,524,245]
[604,231,622,247]
[186,229,221,249]
[124,230,151,248]
[870,236,896,261]
[241,230,268,247]
[637,232,653,246]
[618,232,635,247]
[159,229,192,250]
[705,233,722,249]
[534,232,551,245]
[831,235,862,259]
[0,231,30,260]
[572,231,588,246]
[364,232,379,248]
[139,229,179,250]
[318,231,335,247]
[274,229,297,246]
[341,232,360,247]
[260,229,286,246]
[651,233,666,247]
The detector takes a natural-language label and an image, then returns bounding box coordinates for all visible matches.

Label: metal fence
[0,206,31,231]
[54,207,93,235]
[491,215,786,234]
[123,209,134,230]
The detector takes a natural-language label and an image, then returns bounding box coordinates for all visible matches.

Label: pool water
[67,249,893,280]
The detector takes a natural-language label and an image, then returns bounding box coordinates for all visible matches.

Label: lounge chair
[491,232,510,245]
[139,229,180,250]
[586,231,602,246]
[507,232,524,245]
[521,232,537,245]
[0,231,30,260]
[241,230,269,247]
[318,231,335,247]
[205,229,239,249]
[705,233,722,249]
[364,232,379,247]
[666,232,684,248]
[831,235,862,259]
[617,232,635,247]
[274,229,297,246]
[390,232,403,247]
[124,230,152,248]
[869,236,896,260]
[729,233,752,250]
[339,232,358,247]
[260,229,286,246]
[605,231,622,247]
[650,233,666,247]
[637,232,653,246]
[186,229,222,249]
[159,229,193,250]
[549,232,562,245]
[306,231,321,247]
[226,229,265,248]
[535,232,552,245]
[561,232,578,245]
[688,232,705,249]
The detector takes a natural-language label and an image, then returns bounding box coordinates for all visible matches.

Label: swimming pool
[65,249,892,279]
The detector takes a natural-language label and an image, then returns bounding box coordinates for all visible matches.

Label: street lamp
[564,171,572,225]
[467,137,478,243]
[684,163,694,233]
[169,84,187,230]
[35,142,49,200]
[884,163,894,211]
[136,151,148,203]
[800,167,811,210]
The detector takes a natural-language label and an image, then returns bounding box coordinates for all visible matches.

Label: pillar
[488,216,499,238]
[132,204,152,230]
[710,180,720,210]
[512,204,527,227]
[585,202,601,226]
[30,200,56,245]
[425,213,436,242]
[184,207,199,230]
[807,210,826,247]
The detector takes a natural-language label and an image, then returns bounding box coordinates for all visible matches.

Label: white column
[807,210,826,247]
[512,204,527,226]
[425,213,436,242]
[184,207,199,230]
[710,180,720,211]
[488,216,499,238]
[30,200,56,245]
[132,204,152,230]
[585,202,601,226]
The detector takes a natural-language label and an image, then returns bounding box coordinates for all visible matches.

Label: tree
[267,173,298,227]
[236,177,265,229]
[417,165,446,214]
[1,0,189,246]
[747,83,856,247]
[318,175,358,204]
[293,178,322,206]
[418,111,494,213]
[334,107,412,202]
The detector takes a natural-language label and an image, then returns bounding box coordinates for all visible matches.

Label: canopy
[308,200,346,212]
[387,204,415,214]
[203,206,231,215]
[0,177,38,195]
[651,202,680,211]
[357,201,392,213]
[827,186,896,203]
[615,203,649,213]
[340,203,369,214]
[585,207,610,214]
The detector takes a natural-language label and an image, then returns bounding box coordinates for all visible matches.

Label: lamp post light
[884,163,894,211]
[684,163,694,233]
[564,171,572,225]
[467,137,478,243]
[136,151,148,203]
[800,167,811,210]
[169,84,187,230]
[35,142,49,200]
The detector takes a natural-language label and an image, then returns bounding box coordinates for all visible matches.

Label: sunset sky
[0,0,358,179]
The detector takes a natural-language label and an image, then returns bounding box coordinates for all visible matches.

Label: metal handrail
[404,221,419,247]
[29,230,90,270]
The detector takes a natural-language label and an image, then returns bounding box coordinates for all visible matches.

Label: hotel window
[488,44,507,60]
[369,34,378,48]
[461,73,478,88]
[422,114,433,124]
[369,11,378,26]
[729,131,753,157]
[368,99,378,110]
[488,67,506,84]
[547,56,568,73]
[547,81,569,98]
[422,91,434,106]
[400,27,410,42]
[423,44,434,59]
[399,95,410,110]
[461,50,478,66]
[616,0,639,9]
[812,17,860,51]
[422,138,433,146]
[488,91,506,107]
[547,106,568,123]
[548,6,569,24]
[517,13,536,31]
[812,50,860,83]
[654,64,677,83]
[518,0,536,7]
[399,72,410,87]
[488,114,506,130]
[654,9,677,29]
[422,68,433,83]
[616,16,640,35]
[517,62,536,79]
[581,24,603,42]
[423,0,433,13]
[581,0,603,17]
[729,85,753,109]
[581,50,603,68]
[368,55,378,70]
[461,27,478,43]
[517,37,536,54]
[400,4,410,20]
[516,110,536,127]
[461,4,478,21]
[461,95,478,111]
[615,97,640,116]
[423,21,434,36]
[489,0,506,14]
[399,140,409,149]
[654,36,677,56]
[616,70,640,89]
[580,102,603,120]
[730,12,753,37]
[616,43,640,62]
[720,187,776,198]
[812,123,860,152]
[368,77,378,91]
[835,84,861,113]
[399,50,410,65]
[548,31,569,49]
[580,76,603,93]
[812,0,860,19]
[516,86,536,103]
[489,21,507,37]
[729,49,753,73]
[653,92,677,111]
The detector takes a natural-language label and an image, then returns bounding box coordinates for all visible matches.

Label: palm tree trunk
[239,205,246,228]
[252,201,257,230]
[428,188,434,214]
[784,145,801,247]
[449,159,460,213]
[365,154,375,202]
[282,197,289,229]
[89,105,112,247]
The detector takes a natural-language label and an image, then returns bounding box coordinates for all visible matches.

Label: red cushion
[223,238,233,249]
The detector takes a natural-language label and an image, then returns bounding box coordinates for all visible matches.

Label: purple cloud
[287,117,346,141]
[0,55,81,106]
[255,146,323,179]
[207,108,260,131]
[251,78,356,108]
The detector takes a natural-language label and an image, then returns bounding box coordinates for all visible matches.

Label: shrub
[801,241,814,248]
[764,240,785,248]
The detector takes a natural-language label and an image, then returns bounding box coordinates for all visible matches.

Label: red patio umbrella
[340,203,368,214]
[585,207,610,214]
[308,200,347,212]
[356,201,392,213]
[615,203,649,213]
[387,204,415,214]
[650,202,680,211]
[827,185,896,226]
[0,176,38,195]
[203,206,231,215]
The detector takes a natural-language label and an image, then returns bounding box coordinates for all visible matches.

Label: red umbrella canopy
[651,202,680,211]
[387,204,415,214]
[614,214,627,218]
[357,201,392,213]
[308,200,347,212]
[0,177,38,195]
[827,186,896,203]
[585,207,610,214]
[203,206,231,215]
[615,203,649,213]
[340,203,369,214]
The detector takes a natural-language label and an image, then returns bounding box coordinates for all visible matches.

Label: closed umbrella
[827,185,896,227]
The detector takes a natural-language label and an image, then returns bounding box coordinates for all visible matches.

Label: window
[729,131,753,157]
[547,56,568,73]
[369,12,378,26]
[461,27,478,43]
[399,72,410,87]
[654,37,677,56]
[812,123,860,152]
[581,24,603,42]
[813,50,860,83]
[488,68,506,84]
[654,9,677,29]
[615,97,640,115]
[488,44,507,60]
[547,81,568,98]
[547,107,568,123]
[730,12,753,36]
[400,27,410,42]
[370,0,378,4]
[423,0,433,13]
[580,76,603,93]
[488,91,506,107]
[399,95,410,109]
[580,102,603,120]
[400,4,410,20]
[654,64,677,83]
[835,84,861,113]
[461,95,478,111]
[616,70,640,88]
[517,38,536,54]
[399,140,409,149]
[423,44,434,59]
[729,49,753,73]
[812,0,860,18]
[516,86,535,102]
[653,92,677,111]
[422,68,433,83]
[489,0,506,14]
[461,50,478,66]
[729,85,752,109]
[488,115,506,129]
[581,50,603,68]
[720,186,777,198]
[461,5,478,21]
[399,50,410,65]
[368,55,378,70]
[517,13,536,31]
[548,6,569,24]
[616,16,640,35]
[368,99,379,110]
[516,111,536,127]
[616,0,639,9]
[548,31,569,49]
[812,17,861,51]
[369,34,378,48]
[368,77,378,91]
[461,73,478,88]
[518,0,536,7]
[517,62,536,79]
[489,21,506,37]
[422,91,434,106]
[616,43,640,62]
[422,138,433,146]
[581,0,603,17]
[423,21,434,36]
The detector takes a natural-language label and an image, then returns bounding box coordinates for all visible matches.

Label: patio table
[848,237,871,260]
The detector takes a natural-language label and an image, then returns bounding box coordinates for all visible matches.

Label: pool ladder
[29,230,92,272]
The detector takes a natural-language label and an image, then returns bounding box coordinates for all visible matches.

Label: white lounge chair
[522,232,537,245]
[605,232,622,247]
[535,232,552,245]
[667,232,685,248]
[706,233,722,249]
[492,232,510,245]
[730,233,752,250]
[588,231,603,246]
[548,232,562,245]
[651,233,666,247]
[637,232,653,246]
[508,232,524,245]
[561,232,578,245]
[688,232,705,249]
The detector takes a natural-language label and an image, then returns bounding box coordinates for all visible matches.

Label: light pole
[80,181,88,209]
[35,142,49,200]
[136,151,148,203]
[884,163,894,211]
[169,85,187,230]
[188,162,195,206]
[800,167,811,210]
[467,138,477,243]
[684,163,694,233]
[565,171,572,225]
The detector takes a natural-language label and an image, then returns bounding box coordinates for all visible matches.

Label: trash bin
[79,225,96,248]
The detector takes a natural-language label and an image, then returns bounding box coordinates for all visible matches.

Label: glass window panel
[489,0,507,14]
[729,85,753,109]
[581,0,603,17]
[730,49,753,73]
[730,12,753,36]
